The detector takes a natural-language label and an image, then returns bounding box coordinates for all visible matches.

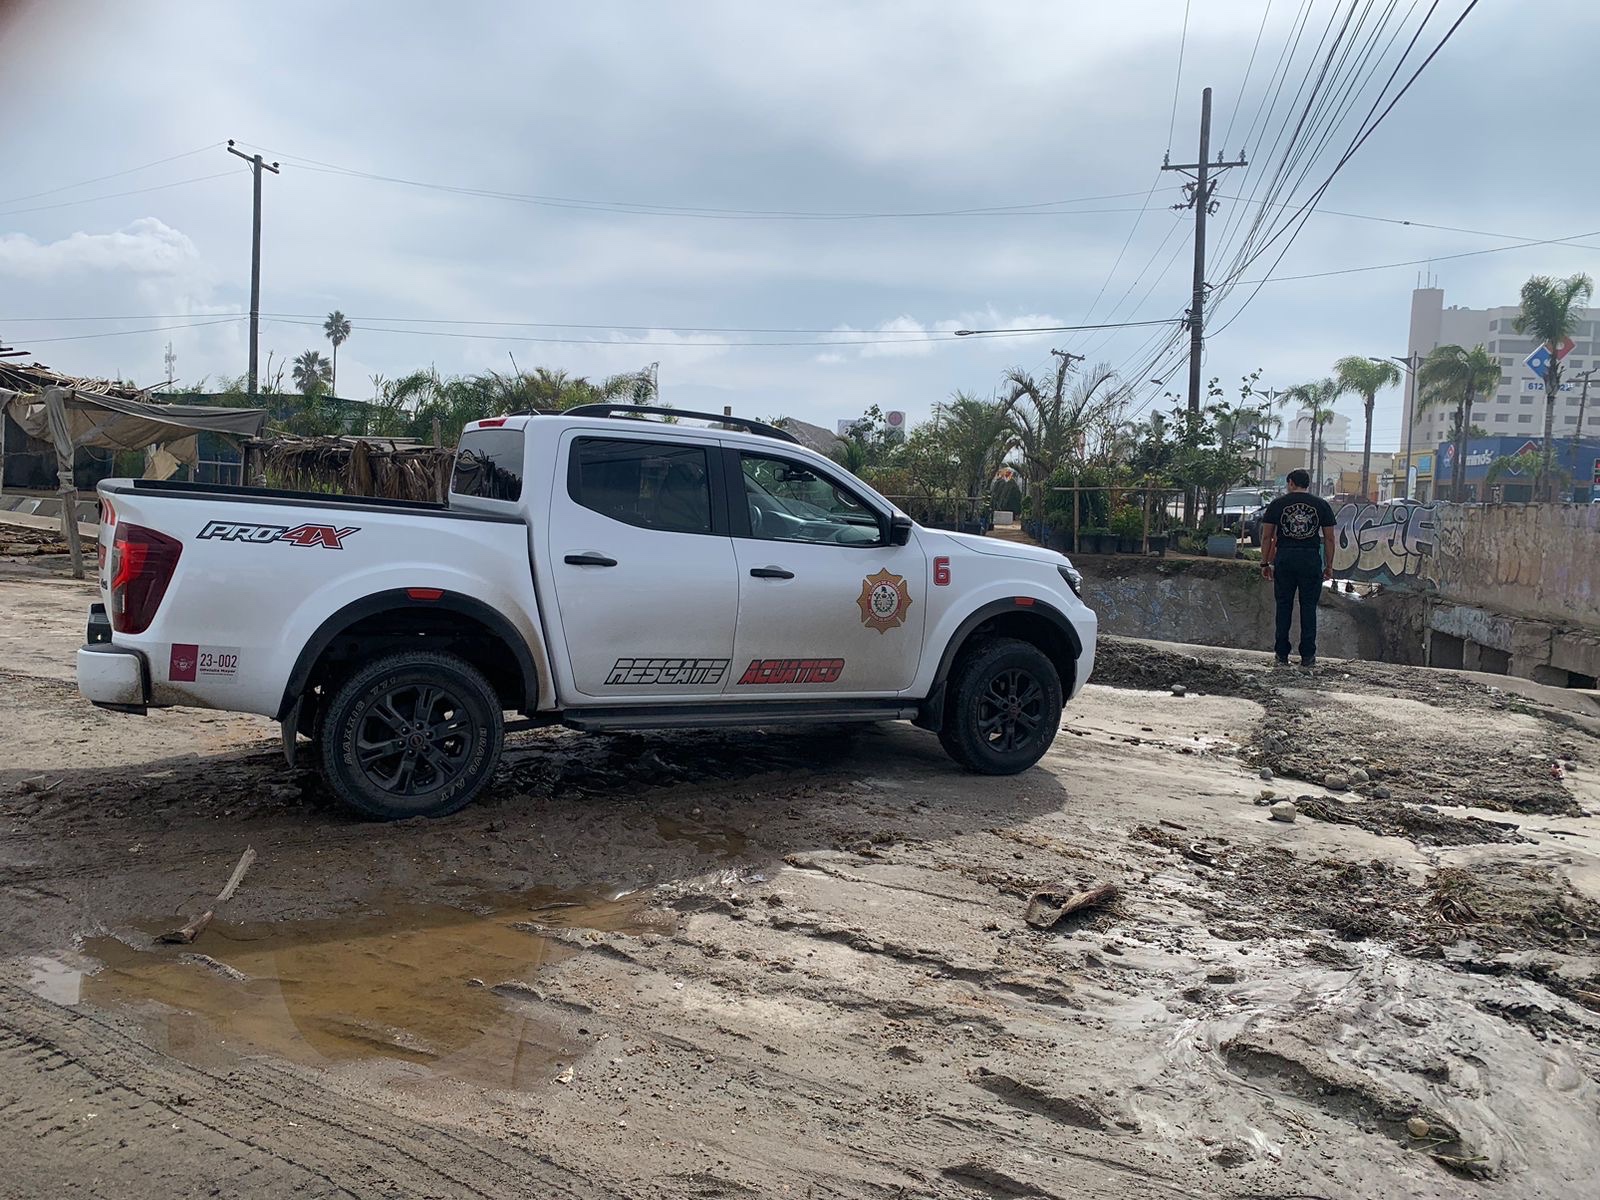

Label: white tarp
[1,387,266,454]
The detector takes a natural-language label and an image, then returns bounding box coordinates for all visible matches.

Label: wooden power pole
[1162,87,1246,523]
[227,141,279,397]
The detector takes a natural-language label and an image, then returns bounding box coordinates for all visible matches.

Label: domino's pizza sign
[1524,336,1575,380]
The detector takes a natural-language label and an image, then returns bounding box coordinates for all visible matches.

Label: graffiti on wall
[1331,501,1444,587]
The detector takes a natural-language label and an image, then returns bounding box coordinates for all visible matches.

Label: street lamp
[1372,352,1422,499]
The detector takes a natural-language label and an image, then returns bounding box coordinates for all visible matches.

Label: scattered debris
[1023,883,1118,930]
[159,847,257,945]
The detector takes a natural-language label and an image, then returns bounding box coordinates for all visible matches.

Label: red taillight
[474,417,508,428]
[109,523,182,634]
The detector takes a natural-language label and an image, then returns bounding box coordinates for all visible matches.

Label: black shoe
[1273,656,1291,669]
[1299,658,1316,673]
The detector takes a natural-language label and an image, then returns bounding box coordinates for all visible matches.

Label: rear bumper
[77,643,149,712]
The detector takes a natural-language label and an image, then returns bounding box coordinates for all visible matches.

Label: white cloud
[0,218,209,280]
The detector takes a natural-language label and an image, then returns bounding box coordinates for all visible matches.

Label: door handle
[564,553,618,567]
[749,566,794,579]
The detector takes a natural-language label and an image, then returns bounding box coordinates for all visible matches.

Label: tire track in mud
[0,982,615,1200]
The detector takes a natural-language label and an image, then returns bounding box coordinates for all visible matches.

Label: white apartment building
[1286,410,1351,453]
[1402,286,1600,457]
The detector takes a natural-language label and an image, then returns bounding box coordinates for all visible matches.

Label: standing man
[1260,469,1337,670]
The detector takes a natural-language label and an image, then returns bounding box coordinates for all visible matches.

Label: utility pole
[163,341,176,390]
[1381,351,1423,499]
[1163,87,1247,523]
[1572,366,1597,502]
[226,141,279,397]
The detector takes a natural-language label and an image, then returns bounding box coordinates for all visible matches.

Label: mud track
[3,565,1600,1198]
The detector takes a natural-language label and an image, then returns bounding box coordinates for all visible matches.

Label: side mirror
[888,515,914,546]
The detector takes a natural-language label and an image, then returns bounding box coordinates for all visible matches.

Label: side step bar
[562,700,919,732]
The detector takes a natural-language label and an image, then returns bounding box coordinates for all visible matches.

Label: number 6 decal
[933,556,951,587]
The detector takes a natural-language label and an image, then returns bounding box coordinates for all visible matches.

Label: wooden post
[42,387,84,579]
[432,417,447,503]
[1141,477,1152,555]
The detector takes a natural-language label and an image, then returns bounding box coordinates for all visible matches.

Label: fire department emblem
[857,568,912,633]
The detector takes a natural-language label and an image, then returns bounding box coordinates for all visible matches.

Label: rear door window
[451,429,525,501]
[568,437,713,535]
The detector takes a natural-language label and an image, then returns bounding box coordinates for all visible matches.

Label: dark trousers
[1273,545,1323,663]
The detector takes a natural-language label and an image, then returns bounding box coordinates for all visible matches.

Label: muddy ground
[3,555,1600,1199]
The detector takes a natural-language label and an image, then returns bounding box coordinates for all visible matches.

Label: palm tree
[1004,358,1123,533]
[1416,344,1498,502]
[323,311,351,397]
[1513,273,1594,500]
[291,349,332,397]
[1333,356,1401,501]
[939,391,1017,522]
[1285,378,1338,495]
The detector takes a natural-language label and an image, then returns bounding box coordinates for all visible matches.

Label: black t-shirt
[1262,492,1335,545]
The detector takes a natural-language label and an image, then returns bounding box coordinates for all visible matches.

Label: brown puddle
[31,887,666,1092]
[653,813,751,860]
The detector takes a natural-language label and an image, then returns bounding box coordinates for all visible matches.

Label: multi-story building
[1399,287,1600,498]
[1286,411,1351,452]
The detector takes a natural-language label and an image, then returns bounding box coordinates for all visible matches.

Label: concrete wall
[1077,555,1418,663]
[1432,503,1600,626]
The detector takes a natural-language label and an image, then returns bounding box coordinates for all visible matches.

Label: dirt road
[3,557,1599,1199]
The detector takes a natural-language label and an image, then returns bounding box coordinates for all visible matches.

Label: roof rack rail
[560,403,800,445]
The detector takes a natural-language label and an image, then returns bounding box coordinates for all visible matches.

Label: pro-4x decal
[198,521,359,549]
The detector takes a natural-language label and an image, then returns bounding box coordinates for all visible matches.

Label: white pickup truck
[78,406,1097,819]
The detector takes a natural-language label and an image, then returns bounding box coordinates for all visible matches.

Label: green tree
[323,311,351,397]
[1513,272,1594,499]
[1284,378,1338,495]
[1004,358,1123,530]
[291,349,332,397]
[938,391,1017,523]
[1333,356,1401,500]
[1417,344,1498,502]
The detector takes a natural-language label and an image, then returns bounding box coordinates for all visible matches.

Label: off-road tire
[320,650,503,820]
[938,637,1063,775]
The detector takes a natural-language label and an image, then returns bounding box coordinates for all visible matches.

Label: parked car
[1241,504,1267,546]
[77,406,1099,819]
[1219,489,1270,541]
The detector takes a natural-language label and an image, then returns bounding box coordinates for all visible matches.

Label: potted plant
[1079,526,1110,554]
[1146,531,1168,557]
[1109,506,1145,553]
[1205,531,1240,558]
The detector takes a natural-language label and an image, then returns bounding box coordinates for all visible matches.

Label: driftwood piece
[1023,882,1119,930]
[160,847,257,945]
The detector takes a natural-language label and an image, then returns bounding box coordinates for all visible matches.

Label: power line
[1235,226,1600,284]
[1221,0,1277,151]
[1210,0,1485,335]
[22,317,245,345]
[1166,0,1194,151]
[0,171,239,217]
[230,143,1153,221]
[0,144,223,207]
[260,316,1176,349]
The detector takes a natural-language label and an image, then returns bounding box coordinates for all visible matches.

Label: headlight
[1057,563,1083,598]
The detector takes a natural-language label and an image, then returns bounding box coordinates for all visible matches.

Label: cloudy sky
[2,0,1595,450]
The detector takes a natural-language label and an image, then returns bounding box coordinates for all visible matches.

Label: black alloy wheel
[938,637,1064,775]
[321,650,503,820]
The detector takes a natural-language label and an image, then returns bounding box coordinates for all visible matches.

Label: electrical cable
[0,144,224,207]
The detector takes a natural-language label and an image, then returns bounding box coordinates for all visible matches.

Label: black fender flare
[916,598,1083,732]
[275,589,540,720]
